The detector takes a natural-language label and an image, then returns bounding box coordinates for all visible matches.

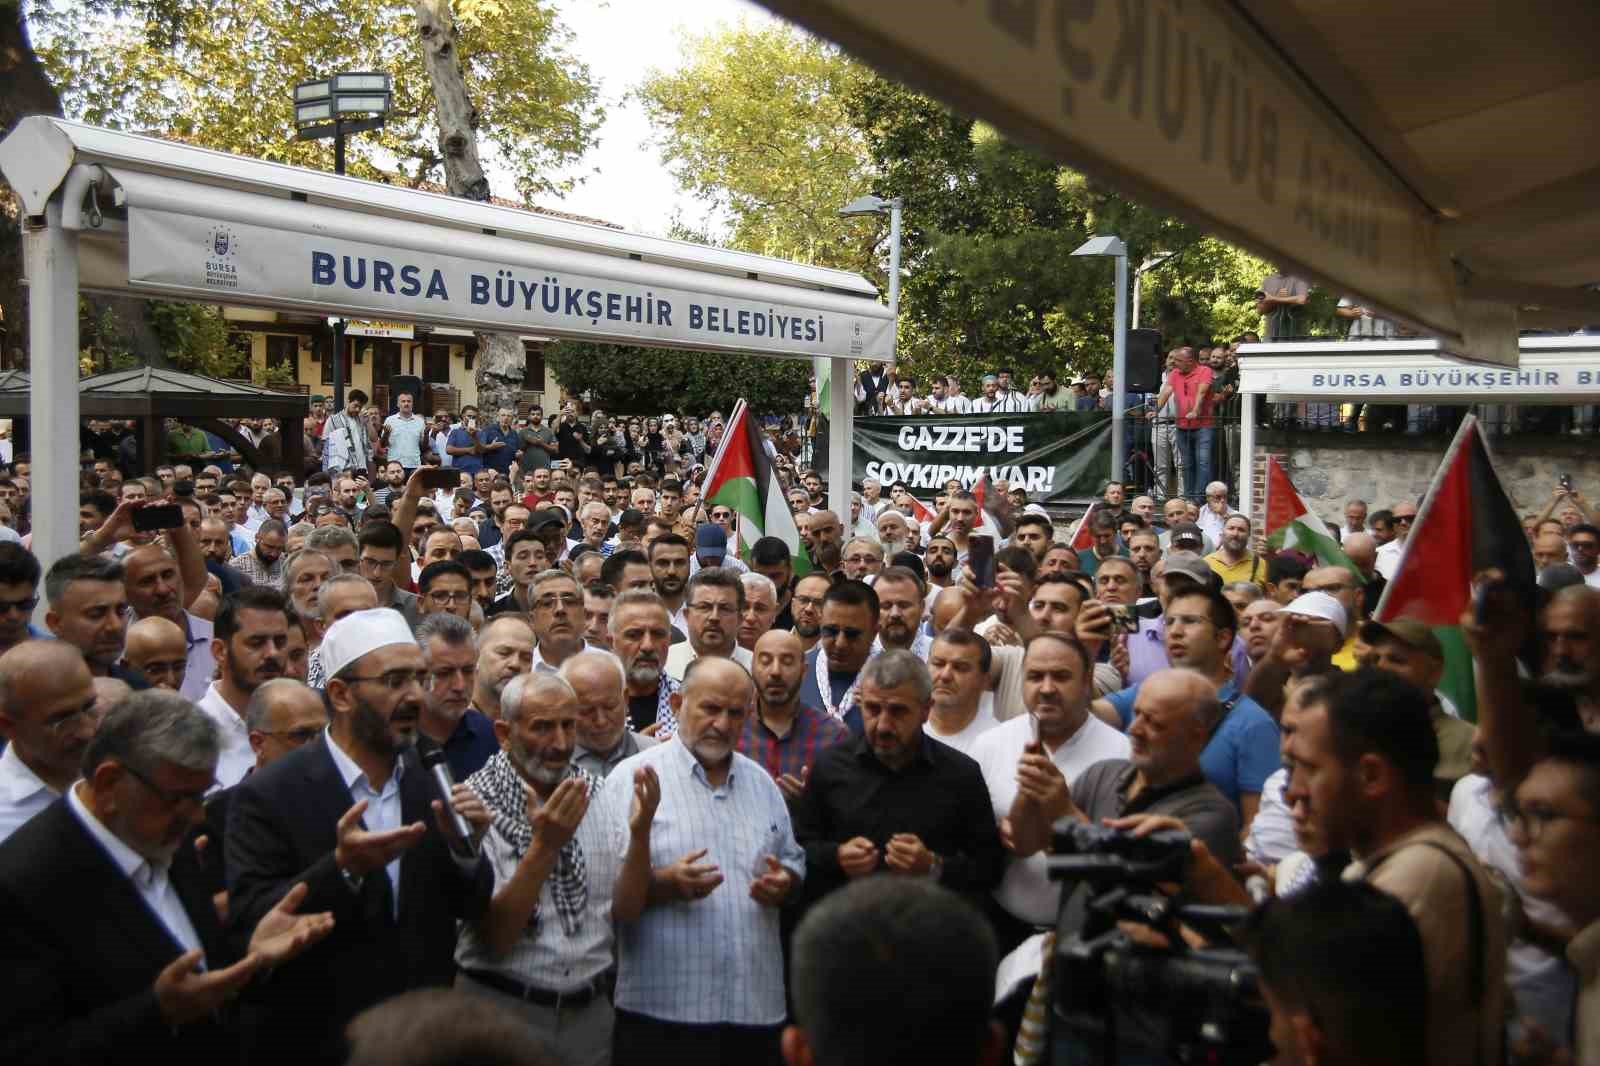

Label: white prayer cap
[320,608,416,679]
[1282,591,1349,638]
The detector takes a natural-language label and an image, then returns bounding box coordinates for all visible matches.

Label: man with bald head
[471,614,536,725]
[0,641,97,842]
[606,655,805,1061]
[123,543,214,702]
[808,509,843,555]
[455,668,625,1066]
[565,649,657,779]
[1534,529,1571,574]
[122,615,190,692]
[1339,532,1384,616]
[738,629,850,805]
[1067,668,1241,865]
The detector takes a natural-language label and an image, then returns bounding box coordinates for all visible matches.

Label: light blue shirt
[323,729,406,913]
[601,738,805,1025]
[383,412,427,468]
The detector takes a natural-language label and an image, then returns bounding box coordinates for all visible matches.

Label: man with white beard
[457,672,622,1066]
[875,509,911,559]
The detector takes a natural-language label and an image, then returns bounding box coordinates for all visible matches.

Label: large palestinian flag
[703,400,812,574]
[1264,457,1364,582]
[1374,415,1535,719]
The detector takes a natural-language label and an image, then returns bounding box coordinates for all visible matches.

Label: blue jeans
[1176,426,1213,500]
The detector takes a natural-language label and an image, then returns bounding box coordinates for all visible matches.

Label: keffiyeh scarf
[467,751,597,936]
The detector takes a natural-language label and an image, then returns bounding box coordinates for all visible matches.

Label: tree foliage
[636,23,876,272]
[31,0,602,201]
[544,341,810,418]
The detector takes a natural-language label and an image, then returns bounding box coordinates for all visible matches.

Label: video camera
[1046,822,1269,1066]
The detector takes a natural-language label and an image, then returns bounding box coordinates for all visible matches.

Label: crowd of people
[1,393,1599,1066]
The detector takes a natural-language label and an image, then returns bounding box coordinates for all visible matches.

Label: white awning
[1238,335,1600,403]
[759,0,1600,367]
[3,118,894,362]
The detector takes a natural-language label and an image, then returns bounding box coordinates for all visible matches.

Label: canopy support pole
[25,201,80,620]
[828,355,852,520]
[1239,391,1257,522]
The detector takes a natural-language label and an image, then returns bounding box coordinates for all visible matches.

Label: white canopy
[760,0,1600,366]
[1233,333,1600,516]
[1,118,892,571]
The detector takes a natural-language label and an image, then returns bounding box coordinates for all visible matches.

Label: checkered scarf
[466,751,596,936]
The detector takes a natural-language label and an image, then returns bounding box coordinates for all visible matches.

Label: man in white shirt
[922,628,999,755]
[196,586,293,790]
[942,375,973,414]
[455,671,622,1066]
[974,631,1130,949]
[0,641,97,843]
[665,567,753,682]
[1374,499,1417,580]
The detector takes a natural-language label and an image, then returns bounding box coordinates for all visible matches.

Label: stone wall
[1250,428,1600,527]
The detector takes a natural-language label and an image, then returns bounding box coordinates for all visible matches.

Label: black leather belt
[463,967,611,1009]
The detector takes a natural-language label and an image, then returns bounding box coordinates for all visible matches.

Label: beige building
[221,310,561,414]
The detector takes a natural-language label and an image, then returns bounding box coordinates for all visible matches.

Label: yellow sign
[344,319,414,339]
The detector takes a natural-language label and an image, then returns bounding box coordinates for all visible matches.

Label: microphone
[417,738,478,860]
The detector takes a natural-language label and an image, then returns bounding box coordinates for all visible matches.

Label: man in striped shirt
[605,656,805,1066]
[738,630,850,805]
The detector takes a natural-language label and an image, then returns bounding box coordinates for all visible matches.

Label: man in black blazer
[225,607,493,1065]
[0,691,333,1066]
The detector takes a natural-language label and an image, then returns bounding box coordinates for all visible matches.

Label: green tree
[544,341,810,418]
[637,22,876,273]
[31,0,601,201]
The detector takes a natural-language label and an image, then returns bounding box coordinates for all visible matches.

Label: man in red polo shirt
[1156,347,1213,501]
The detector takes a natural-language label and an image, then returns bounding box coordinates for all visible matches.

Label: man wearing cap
[1162,520,1210,557]
[1358,619,1475,796]
[1298,565,1366,669]
[1091,584,1280,823]
[1240,591,1349,717]
[691,522,746,577]
[226,607,492,1064]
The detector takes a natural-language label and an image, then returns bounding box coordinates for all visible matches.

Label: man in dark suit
[0,690,333,1066]
[857,363,893,415]
[225,606,493,1065]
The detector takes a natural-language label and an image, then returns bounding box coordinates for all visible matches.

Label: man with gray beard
[1541,585,1600,728]
[457,672,622,1066]
[874,508,911,559]
[610,590,680,736]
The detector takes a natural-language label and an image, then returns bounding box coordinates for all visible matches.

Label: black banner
[816,411,1114,506]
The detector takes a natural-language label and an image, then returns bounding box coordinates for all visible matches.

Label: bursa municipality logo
[203,224,240,290]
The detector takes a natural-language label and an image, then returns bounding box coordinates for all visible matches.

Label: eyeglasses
[425,590,472,604]
[821,624,867,641]
[533,593,582,611]
[0,596,38,615]
[1572,540,1600,552]
[261,726,324,746]
[1393,514,1416,524]
[359,555,396,572]
[123,762,214,809]
[1498,800,1600,841]
[688,601,738,617]
[344,669,431,691]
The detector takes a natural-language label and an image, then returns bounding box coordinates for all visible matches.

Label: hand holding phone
[967,535,996,589]
[132,503,184,532]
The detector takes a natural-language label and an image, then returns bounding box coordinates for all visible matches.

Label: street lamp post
[1072,235,1129,484]
[835,194,903,515]
[1131,251,1176,330]
[294,72,392,410]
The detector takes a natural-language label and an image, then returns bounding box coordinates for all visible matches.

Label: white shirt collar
[322,727,403,794]
[66,781,159,887]
[199,682,249,737]
[0,742,56,805]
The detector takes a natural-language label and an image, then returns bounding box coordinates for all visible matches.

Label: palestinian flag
[968,471,1006,539]
[1067,502,1098,550]
[905,495,936,525]
[1264,457,1365,582]
[703,400,812,574]
[1374,415,1535,719]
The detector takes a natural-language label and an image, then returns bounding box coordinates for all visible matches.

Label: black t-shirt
[628,691,659,732]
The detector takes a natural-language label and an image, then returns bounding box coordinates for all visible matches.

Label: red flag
[906,496,936,524]
[1066,502,1097,550]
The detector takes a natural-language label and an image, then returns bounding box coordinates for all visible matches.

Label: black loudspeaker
[389,375,423,412]
[1125,329,1163,392]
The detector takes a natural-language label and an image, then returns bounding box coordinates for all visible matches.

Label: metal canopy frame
[0,118,894,574]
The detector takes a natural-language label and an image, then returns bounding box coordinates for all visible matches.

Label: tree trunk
[413,0,527,417]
